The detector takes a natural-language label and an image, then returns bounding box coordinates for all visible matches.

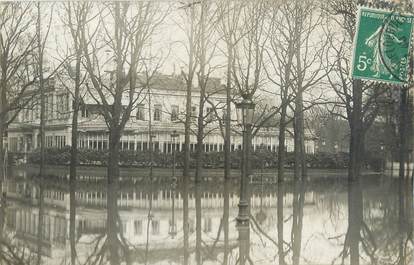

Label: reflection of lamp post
[238,222,250,265]
[169,131,179,238]
[168,193,177,238]
[235,97,255,225]
[169,182,177,238]
[256,173,267,225]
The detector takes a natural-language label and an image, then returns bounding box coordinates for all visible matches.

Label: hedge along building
[6,73,316,160]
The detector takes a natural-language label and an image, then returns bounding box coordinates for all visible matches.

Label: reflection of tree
[358,179,412,265]
[277,181,286,265]
[223,179,230,265]
[397,179,412,265]
[144,178,154,265]
[347,180,363,265]
[0,240,36,264]
[195,183,202,264]
[182,174,190,265]
[291,180,305,265]
[336,181,377,265]
[0,193,36,264]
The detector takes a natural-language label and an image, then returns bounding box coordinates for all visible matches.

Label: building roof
[139,73,224,94]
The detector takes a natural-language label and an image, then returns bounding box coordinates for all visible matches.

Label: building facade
[7,74,316,157]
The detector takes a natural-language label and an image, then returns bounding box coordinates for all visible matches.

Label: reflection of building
[7,74,315,158]
[2,170,408,265]
[3,172,316,264]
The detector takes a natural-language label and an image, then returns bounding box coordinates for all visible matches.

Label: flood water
[0,168,412,265]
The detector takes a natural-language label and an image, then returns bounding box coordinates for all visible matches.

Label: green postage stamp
[351,7,414,84]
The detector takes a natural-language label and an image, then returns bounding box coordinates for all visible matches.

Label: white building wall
[7,77,316,155]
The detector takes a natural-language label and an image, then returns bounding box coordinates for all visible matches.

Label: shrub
[26,146,381,171]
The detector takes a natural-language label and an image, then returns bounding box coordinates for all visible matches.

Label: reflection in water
[195,183,202,265]
[348,179,363,265]
[398,179,412,265]
[292,180,305,265]
[277,180,286,265]
[223,178,230,265]
[0,169,412,265]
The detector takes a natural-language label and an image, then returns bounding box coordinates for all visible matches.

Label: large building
[6,74,316,157]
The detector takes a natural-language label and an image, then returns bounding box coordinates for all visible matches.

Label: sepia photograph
[0,0,413,264]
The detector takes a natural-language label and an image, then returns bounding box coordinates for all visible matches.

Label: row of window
[136,104,178,122]
[135,104,215,122]
[15,211,55,241]
[18,93,70,123]
[8,135,65,152]
[46,135,66,148]
[11,210,212,240]
[17,100,218,124]
[78,139,230,153]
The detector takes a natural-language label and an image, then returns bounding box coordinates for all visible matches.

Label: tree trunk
[69,46,82,265]
[0,39,8,183]
[399,88,408,180]
[182,7,196,264]
[348,80,364,181]
[278,105,287,183]
[347,79,364,265]
[36,3,46,264]
[0,113,5,183]
[224,40,233,181]
[107,128,121,265]
[294,108,301,180]
[195,82,205,184]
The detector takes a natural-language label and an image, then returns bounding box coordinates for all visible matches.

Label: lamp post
[171,131,179,183]
[235,97,255,225]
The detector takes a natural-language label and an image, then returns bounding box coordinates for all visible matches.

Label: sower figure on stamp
[365,24,404,78]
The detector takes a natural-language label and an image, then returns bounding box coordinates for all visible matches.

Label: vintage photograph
[0,0,413,264]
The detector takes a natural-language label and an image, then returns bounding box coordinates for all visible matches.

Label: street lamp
[170,131,179,183]
[235,97,255,225]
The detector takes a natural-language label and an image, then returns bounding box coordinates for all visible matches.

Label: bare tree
[229,1,268,263]
[35,3,56,265]
[59,2,91,264]
[326,1,388,264]
[290,0,328,180]
[216,0,244,182]
[0,3,38,179]
[80,3,166,264]
[193,2,220,263]
[231,0,268,184]
[326,0,386,181]
[264,1,296,185]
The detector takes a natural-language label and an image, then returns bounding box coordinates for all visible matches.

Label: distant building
[7,74,315,157]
